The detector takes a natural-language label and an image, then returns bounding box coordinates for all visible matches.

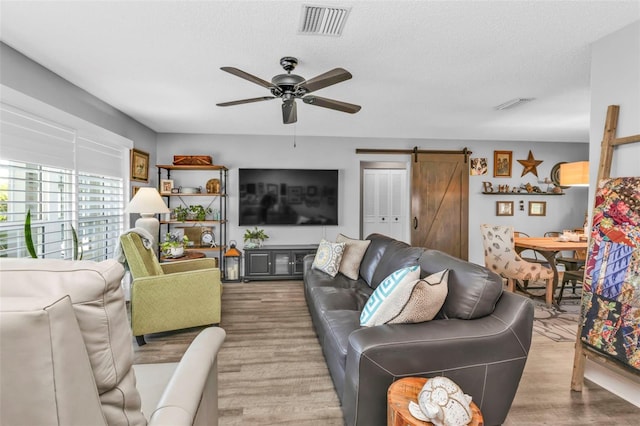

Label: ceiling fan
[216,57,361,124]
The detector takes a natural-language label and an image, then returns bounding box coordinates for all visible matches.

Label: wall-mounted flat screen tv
[238,169,338,226]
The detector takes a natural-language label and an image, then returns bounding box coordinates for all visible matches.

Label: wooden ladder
[571,105,640,391]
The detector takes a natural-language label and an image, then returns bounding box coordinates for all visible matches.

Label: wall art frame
[130,148,150,183]
[496,201,514,216]
[528,201,546,216]
[493,150,512,178]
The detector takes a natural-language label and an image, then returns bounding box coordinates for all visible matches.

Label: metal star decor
[517,150,543,177]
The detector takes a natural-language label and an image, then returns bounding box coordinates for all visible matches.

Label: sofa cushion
[418,249,503,319]
[388,269,449,324]
[360,265,421,326]
[310,286,370,312]
[312,239,346,277]
[0,258,146,426]
[370,243,425,289]
[336,233,371,280]
[359,233,396,286]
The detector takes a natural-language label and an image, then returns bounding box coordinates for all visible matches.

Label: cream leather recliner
[0,258,225,426]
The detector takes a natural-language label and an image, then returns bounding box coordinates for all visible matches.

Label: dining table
[514,236,588,303]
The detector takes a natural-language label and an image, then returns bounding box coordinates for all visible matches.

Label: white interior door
[362,168,407,242]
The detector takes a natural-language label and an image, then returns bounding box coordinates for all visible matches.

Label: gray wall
[157,133,588,265]
[585,19,640,406]
[0,42,158,185]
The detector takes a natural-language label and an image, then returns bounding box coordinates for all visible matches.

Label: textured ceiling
[1,1,638,142]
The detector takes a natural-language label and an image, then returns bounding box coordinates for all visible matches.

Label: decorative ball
[416,377,472,426]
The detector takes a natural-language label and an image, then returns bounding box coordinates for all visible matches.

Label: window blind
[0,102,130,261]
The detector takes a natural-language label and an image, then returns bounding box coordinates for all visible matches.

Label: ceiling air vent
[299,5,350,36]
[494,98,536,110]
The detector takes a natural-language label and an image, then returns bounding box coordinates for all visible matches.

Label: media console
[243,244,318,282]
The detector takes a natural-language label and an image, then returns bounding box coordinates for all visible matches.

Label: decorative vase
[168,246,184,257]
[250,238,263,248]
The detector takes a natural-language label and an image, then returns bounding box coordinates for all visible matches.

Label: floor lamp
[124,187,170,251]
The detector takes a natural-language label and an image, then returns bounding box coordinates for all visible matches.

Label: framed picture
[493,151,512,177]
[131,186,141,198]
[496,201,514,216]
[130,149,150,182]
[470,157,488,175]
[529,201,547,216]
[160,179,174,194]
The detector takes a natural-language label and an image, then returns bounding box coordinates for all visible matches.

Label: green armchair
[119,233,222,345]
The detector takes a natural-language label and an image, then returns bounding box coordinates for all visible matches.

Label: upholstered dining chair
[119,232,222,345]
[481,224,555,306]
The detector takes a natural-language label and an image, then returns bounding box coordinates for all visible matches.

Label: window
[78,172,124,260]
[0,103,130,260]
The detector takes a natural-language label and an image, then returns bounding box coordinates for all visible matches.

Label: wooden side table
[160,250,206,263]
[387,377,484,426]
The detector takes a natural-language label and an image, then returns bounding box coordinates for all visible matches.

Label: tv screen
[238,169,338,226]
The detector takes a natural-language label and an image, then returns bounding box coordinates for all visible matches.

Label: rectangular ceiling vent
[494,98,536,110]
[299,5,350,36]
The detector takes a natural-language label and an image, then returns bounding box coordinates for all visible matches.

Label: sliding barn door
[411,153,469,260]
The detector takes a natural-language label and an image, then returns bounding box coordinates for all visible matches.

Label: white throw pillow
[312,239,346,277]
[360,265,421,327]
[336,233,371,280]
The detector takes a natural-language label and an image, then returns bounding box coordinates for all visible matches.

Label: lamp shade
[125,188,170,214]
[559,161,589,187]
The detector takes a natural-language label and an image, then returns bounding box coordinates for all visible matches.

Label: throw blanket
[580,177,640,372]
[114,227,155,265]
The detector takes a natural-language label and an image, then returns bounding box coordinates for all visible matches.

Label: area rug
[532,299,580,342]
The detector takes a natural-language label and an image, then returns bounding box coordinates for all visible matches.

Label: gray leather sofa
[303,233,534,426]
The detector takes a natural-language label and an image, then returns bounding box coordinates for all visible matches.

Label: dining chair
[545,230,586,271]
[481,224,555,306]
[558,267,584,304]
[514,231,547,265]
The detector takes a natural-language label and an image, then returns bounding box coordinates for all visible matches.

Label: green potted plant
[243,226,269,248]
[24,209,82,260]
[173,206,189,222]
[160,232,189,257]
[188,205,212,221]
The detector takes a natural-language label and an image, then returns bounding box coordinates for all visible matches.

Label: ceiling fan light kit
[217,56,361,124]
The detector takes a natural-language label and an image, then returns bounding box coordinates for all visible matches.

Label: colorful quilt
[580,177,640,372]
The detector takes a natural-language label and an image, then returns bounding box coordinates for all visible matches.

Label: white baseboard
[584,359,640,407]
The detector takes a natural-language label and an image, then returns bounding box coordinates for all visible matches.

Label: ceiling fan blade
[220,67,274,89]
[297,68,352,93]
[282,99,297,124]
[302,96,361,114]
[216,96,275,107]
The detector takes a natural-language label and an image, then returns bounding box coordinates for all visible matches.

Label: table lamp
[124,187,170,249]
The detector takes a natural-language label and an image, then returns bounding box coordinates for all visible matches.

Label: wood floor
[133,281,640,425]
